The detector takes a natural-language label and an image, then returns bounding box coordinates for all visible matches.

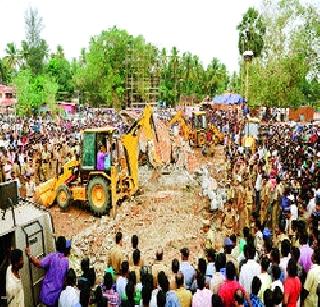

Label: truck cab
[0,181,55,307]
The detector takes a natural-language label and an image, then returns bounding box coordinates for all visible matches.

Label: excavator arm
[120,104,161,193]
[168,111,191,140]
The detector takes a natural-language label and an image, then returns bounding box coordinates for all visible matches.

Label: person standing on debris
[129,235,144,268]
[26,236,69,307]
[6,249,24,307]
[108,232,124,275]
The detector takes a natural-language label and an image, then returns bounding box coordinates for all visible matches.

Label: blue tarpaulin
[212,93,245,104]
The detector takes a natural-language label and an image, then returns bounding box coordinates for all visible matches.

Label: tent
[212,93,246,104]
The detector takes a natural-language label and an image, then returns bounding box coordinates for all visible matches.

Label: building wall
[289,106,314,122]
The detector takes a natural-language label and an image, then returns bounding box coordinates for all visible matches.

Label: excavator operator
[97,141,111,171]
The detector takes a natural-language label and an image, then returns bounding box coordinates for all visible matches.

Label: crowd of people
[3,106,320,307]
[0,111,128,195]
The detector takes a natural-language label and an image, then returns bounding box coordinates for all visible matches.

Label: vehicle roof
[83,126,117,133]
[0,202,49,236]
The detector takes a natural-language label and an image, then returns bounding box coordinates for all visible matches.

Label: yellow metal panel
[71,186,87,201]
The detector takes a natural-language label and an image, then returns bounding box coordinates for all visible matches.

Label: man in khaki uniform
[41,145,49,182]
[261,177,270,224]
[33,151,40,185]
[204,220,214,250]
[107,232,123,274]
[51,146,57,178]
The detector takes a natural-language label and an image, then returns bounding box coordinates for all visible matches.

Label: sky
[0,0,260,73]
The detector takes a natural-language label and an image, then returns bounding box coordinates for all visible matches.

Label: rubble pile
[69,168,209,281]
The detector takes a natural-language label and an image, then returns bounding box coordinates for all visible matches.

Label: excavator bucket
[34,178,57,207]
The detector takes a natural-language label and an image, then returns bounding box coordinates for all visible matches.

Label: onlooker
[58,268,81,307]
[211,294,223,307]
[78,258,96,307]
[250,276,263,307]
[192,273,212,307]
[131,249,142,283]
[100,271,120,307]
[152,249,168,289]
[271,266,284,292]
[141,273,153,307]
[6,249,24,307]
[280,239,291,279]
[180,248,195,291]
[258,257,272,302]
[218,262,246,307]
[129,235,144,268]
[205,249,216,283]
[304,248,320,307]
[263,289,274,307]
[210,253,225,294]
[299,232,313,274]
[234,289,245,307]
[239,245,261,294]
[116,261,129,299]
[26,236,69,306]
[175,272,192,307]
[169,259,180,291]
[108,232,123,274]
[284,258,301,307]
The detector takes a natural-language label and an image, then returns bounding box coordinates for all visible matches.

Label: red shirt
[284,276,301,307]
[218,280,245,307]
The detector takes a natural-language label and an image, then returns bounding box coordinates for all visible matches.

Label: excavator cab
[81,128,115,173]
[192,111,207,147]
[192,111,208,130]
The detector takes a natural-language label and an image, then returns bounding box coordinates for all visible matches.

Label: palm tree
[5,42,18,70]
[56,44,65,58]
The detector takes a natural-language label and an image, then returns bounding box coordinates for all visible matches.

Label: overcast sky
[0,0,260,72]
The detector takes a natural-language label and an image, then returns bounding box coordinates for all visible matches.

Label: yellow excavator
[34,105,160,217]
[168,110,224,147]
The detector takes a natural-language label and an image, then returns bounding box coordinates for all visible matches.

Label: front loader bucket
[34,178,57,207]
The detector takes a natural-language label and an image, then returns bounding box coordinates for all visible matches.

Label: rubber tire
[88,177,111,215]
[56,184,71,211]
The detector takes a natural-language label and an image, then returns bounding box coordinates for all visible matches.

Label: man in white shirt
[58,268,80,307]
[6,249,24,307]
[239,245,261,294]
[279,239,291,279]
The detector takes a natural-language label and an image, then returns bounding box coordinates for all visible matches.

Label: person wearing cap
[26,236,69,306]
[179,248,195,291]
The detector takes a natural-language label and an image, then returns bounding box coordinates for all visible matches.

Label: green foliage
[247,0,320,107]
[46,46,74,98]
[13,69,58,115]
[237,7,266,57]
[21,7,48,74]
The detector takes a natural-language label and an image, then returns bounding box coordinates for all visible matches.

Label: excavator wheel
[56,184,71,211]
[88,177,111,215]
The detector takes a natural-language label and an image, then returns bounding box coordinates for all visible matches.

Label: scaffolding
[125,45,160,108]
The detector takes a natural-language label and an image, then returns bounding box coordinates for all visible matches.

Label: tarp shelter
[212,93,245,104]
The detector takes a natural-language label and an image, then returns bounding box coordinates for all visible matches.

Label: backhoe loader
[168,110,224,147]
[34,105,161,217]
